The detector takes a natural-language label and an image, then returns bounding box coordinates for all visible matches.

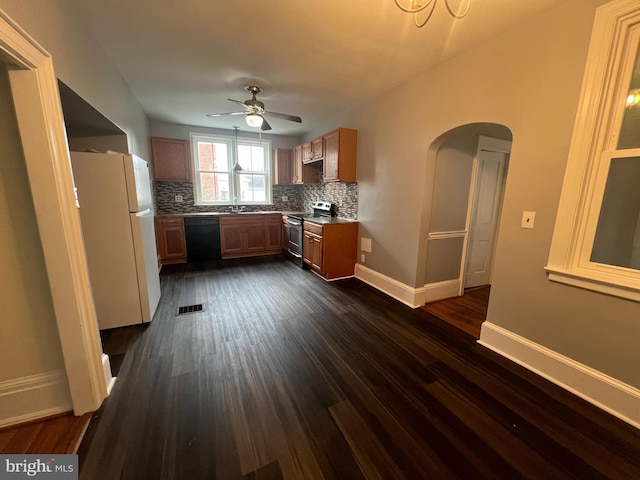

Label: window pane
[200,172,230,202]
[197,141,227,171]
[237,144,265,172]
[239,174,266,202]
[617,45,640,150]
[590,156,640,269]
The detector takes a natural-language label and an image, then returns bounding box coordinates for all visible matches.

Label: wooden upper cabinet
[302,142,313,163]
[273,149,292,185]
[311,137,324,161]
[292,145,303,184]
[151,137,191,181]
[323,128,357,182]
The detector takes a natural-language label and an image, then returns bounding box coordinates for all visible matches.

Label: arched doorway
[422,123,512,337]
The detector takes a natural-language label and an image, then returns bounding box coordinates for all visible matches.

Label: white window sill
[545,266,640,303]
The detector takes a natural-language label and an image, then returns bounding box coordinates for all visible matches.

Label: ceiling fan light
[246,114,263,128]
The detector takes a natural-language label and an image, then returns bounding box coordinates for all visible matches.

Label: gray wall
[305,0,640,389]
[0,64,67,383]
[0,0,150,159]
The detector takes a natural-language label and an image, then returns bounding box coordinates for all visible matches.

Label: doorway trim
[1,10,107,414]
[459,135,511,295]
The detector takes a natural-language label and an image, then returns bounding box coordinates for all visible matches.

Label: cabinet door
[303,231,313,265]
[302,142,313,163]
[311,137,323,160]
[266,217,283,251]
[220,224,244,255]
[292,146,303,184]
[323,130,339,181]
[274,149,292,185]
[244,222,267,252]
[310,235,323,271]
[156,218,187,262]
[323,128,357,182]
[151,137,191,181]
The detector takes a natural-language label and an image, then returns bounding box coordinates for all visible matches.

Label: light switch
[521,211,536,229]
[361,237,372,252]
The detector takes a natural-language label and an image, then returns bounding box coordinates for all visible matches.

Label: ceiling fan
[206,85,302,131]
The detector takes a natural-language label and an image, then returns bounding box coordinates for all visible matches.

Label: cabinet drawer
[159,217,184,226]
[304,222,323,236]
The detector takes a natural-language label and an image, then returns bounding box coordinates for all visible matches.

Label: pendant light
[232,126,243,172]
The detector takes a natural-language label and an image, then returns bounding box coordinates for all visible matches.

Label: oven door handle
[287,219,302,226]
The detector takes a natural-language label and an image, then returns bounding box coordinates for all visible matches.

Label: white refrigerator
[71,151,161,330]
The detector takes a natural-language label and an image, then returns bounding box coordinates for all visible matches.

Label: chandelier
[394,0,471,28]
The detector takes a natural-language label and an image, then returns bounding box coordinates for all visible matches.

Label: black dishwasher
[184,216,221,262]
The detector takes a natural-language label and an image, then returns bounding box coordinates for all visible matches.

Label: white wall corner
[355,264,427,308]
[479,322,640,429]
[0,370,73,428]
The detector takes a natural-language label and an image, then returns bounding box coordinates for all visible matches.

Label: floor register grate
[176,304,204,316]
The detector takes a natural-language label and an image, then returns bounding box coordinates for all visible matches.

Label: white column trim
[0,9,107,415]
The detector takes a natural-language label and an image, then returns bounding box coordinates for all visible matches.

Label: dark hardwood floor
[421,286,490,338]
[79,256,640,479]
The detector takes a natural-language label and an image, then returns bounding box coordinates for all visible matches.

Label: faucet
[229,198,244,212]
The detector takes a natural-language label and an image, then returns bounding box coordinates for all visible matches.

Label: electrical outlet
[175,195,184,203]
[281,195,288,202]
[521,211,535,229]
[361,254,365,263]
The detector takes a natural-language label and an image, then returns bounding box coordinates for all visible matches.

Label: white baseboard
[423,279,461,303]
[0,370,73,428]
[102,353,116,395]
[479,322,640,429]
[355,264,426,308]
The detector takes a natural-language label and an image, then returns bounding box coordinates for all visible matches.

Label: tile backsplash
[154,180,358,219]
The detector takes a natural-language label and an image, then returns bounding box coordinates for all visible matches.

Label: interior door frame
[1,10,107,414]
[458,135,512,295]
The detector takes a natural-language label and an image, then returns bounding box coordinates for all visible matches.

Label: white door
[463,137,511,289]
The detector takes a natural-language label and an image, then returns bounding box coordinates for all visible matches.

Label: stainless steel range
[286,201,336,267]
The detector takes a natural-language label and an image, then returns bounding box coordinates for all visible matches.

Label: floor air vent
[176,304,203,316]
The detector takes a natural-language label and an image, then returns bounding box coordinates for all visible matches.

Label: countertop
[156,211,358,224]
[156,211,304,218]
[301,217,359,225]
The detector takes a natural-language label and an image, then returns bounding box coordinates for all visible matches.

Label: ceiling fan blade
[263,110,302,123]
[228,98,249,107]
[205,111,245,117]
[260,117,272,131]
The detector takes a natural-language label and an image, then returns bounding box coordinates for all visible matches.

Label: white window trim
[190,132,272,206]
[545,0,640,302]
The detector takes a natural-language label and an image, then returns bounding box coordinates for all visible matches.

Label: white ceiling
[74,0,569,136]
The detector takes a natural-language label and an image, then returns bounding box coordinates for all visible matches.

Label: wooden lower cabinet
[303,221,358,279]
[220,213,283,259]
[155,217,187,264]
[303,230,322,271]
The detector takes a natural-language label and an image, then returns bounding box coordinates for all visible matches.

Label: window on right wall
[546,0,640,302]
